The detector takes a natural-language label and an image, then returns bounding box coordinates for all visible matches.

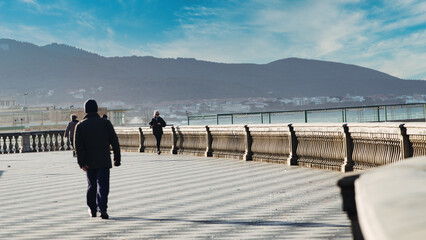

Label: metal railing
[187,103,426,125]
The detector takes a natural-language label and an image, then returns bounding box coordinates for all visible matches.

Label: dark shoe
[100,211,109,219]
[88,208,96,218]
[157,150,161,155]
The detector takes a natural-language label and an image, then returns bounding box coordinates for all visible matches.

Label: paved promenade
[0,152,351,239]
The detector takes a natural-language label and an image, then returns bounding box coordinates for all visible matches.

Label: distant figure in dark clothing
[149,110,166,155]
[74,99,121,219]
[65,114,79,157]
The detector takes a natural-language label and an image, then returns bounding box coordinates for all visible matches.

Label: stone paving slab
[0,152,351,239]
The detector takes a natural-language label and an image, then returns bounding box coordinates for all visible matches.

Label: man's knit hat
[84,99,98,113]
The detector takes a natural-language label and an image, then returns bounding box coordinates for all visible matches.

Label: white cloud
[358,29,426,78]
[181,6,219,17]
[107,28,115,38]
[142,0,426,79]
[75,12,96,29]
[0,24,60,46]
[20,0,38,5]
[2,0,426,79]
[141,1,369,63]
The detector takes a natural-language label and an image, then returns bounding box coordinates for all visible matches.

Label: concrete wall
[113,122,426,172]
[1,122,424,172]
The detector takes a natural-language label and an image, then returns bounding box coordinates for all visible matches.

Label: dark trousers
[70,138,75,156]
[86,168,110,212]
[154,133,162,151]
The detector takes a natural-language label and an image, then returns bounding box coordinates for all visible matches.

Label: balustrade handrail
[114,122,425,172]
[3,123,426,173]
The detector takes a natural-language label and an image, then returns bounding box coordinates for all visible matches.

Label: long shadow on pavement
[111,217,349,228]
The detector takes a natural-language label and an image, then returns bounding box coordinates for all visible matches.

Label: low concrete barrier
[339,156,426,240]
[139,126,176,154]
[6,122,426,172]
[405,122,426,157]
[347,123,409,171]
[248,124,293,164]
[115,127,141,152]
[115,122,426,172]
[292,123,351,172]
[175,125,210,157]
[208,125,248,160]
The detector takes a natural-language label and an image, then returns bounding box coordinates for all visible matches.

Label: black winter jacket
[74,113,121,169]
[64,119,79,139]
[149,117,166,135]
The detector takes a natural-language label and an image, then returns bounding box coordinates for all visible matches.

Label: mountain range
[0,38,425,105]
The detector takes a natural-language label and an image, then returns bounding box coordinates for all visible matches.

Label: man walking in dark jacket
[74,99,121,219]
[149,110,166,155]
[64,114,79,157]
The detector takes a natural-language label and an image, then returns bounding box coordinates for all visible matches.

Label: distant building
[0,98,16,109]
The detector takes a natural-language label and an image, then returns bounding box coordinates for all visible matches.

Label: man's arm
[107,121,121,166]
[74,123,87,168]
[64,123,71,138]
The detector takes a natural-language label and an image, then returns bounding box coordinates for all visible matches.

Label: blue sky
[0,0,425,80]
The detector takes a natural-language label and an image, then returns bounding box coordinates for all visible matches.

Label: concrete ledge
[6,122,426,172]
[175,125,210,157]
[292,123,348,172]
[347,122,409,170]
[337,173,363,240]
[247,124,291,164]
[405,122,426,157]
[355,156,426,240]
[115,127,140,152]
[140,126,176,154]
[208,125,248,160]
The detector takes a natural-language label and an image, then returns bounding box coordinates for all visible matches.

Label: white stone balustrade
[0,130,68,154]
[3,123,425,172]
[347,123,410,171]
[405,122,426,157]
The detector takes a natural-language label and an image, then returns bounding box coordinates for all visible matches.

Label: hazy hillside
[0,38,425,105]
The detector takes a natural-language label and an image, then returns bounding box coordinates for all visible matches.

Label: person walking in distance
[149,110,166,155]
[74,99,121,219]
[64,114,79,157]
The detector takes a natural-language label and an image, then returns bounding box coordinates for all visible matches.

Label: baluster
[51,133,58,151]
[59,133,65,151]
[50,133,55,151]
[44,133,49,151]
[63,136,68,150]
[41,134,47,152]
[45,133,49,151]
[30,135,36,152]
[47,133,53,151]
[55,133,60,151]
[5,136,11,154]
[14,135,20,153]
[56,133,62,151]
[36,135,42,152]
[16,135,22,153]
[39,135,44,152]
[10,136,16,153]
[51,133,56,151]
